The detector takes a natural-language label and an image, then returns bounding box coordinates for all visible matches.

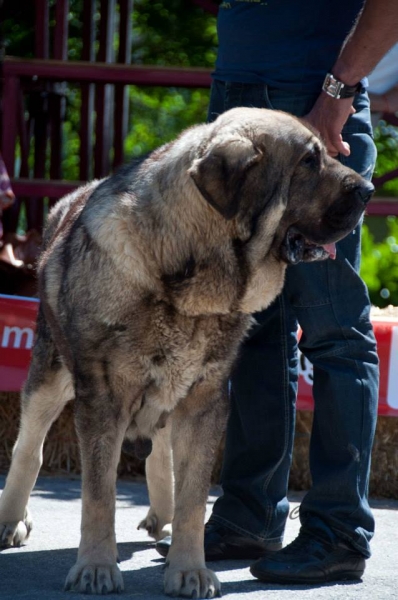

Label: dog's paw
[164,567,221,599]
[65,561,124,594]
[0,508,32,548]
[138,510,171,541]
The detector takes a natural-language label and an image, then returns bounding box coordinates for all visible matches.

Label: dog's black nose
[355,180,374,204]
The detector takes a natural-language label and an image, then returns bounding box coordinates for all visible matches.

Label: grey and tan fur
[0,107,373,598]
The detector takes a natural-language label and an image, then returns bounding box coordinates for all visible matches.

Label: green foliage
[0,3,35,58]
[124,87,210,159]
[132,0,218,68]
[361,217,398,307]
[373,121,398,196]
[124,1,216,159]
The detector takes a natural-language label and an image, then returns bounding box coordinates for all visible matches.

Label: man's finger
[327,135,351,157]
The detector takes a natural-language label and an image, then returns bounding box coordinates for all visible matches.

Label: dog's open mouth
[281,227,336,265]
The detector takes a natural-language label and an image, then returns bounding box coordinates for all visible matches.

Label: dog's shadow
[0,542,363,599]
[0,542,164,599]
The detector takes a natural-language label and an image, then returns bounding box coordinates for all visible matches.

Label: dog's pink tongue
[323,242,336,259]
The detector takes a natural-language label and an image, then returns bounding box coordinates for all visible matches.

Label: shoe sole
[156,544,169,558]
[156,543,282,561]
[156,545,265,561]
[250,565,364,584]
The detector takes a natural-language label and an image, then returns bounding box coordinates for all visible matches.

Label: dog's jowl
[0,107,373,598]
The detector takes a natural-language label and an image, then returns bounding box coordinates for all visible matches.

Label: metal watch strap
[322,73,362,99]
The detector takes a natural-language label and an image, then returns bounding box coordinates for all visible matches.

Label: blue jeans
[208,80,379,558]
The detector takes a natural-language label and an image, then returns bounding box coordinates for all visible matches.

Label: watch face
[323,74,360,99]
[324,75,342,98]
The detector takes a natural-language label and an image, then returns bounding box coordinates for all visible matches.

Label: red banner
[1,294,398,417]
[0,294,39,392]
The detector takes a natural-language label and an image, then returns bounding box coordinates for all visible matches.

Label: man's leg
[251,92,379,582]
[203,83,317,556]
[297,108,378,555]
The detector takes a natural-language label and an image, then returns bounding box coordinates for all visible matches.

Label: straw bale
[1,393,397,498]
[290,410,398,499]
[0,392,145,478]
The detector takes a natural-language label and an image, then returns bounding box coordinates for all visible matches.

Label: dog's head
[189,107,373,265]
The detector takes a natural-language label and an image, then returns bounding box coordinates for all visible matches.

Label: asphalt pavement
[0,475,397,600]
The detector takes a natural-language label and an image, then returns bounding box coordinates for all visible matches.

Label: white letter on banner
[1,326,34,350]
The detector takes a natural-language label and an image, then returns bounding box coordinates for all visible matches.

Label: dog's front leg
[65,388,127,595]
[164,383,228,599]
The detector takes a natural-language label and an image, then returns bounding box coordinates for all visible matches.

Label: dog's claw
[164,567,221,599]
[65,562,124,595]
[0,509,33,548]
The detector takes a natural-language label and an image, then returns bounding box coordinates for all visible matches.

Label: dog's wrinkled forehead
[208,106,323,157]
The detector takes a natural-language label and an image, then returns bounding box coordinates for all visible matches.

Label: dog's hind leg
[0,308,74,547]
[138,419,174,541]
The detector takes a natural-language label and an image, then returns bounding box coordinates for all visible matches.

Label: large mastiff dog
[0,107,373,598]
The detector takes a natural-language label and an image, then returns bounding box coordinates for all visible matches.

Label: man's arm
[305,0,398,157]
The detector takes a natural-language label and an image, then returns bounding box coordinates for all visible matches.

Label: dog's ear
[189,138,263,219]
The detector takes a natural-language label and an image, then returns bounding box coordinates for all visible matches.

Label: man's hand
[303,93,355,157]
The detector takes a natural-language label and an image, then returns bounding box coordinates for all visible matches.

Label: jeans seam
[261,294,291,537]
[326,258,365,518]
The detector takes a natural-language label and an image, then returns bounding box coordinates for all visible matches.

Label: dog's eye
[300,152,319,169]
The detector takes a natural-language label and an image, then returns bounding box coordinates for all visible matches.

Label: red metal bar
[49,93,65,183]
[95,0,116,178]
[1,76,22,233]
[367,199,398,216]
[35,0,49,59]
[3,57,212,88]
[51,0,69,183]
[54,0,69,60]
[50,1,69,190]
[29,91,48,231]
[11,178,81,198]
[1,75,19,176]
[113,0,133,168]
[80,0,96,181]
[17,88,30,178]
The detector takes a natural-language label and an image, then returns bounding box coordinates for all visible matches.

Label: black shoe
[155,520,282,561]
[250,529,366,584]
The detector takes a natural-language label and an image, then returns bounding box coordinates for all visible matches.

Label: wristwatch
[322,73,363,99]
